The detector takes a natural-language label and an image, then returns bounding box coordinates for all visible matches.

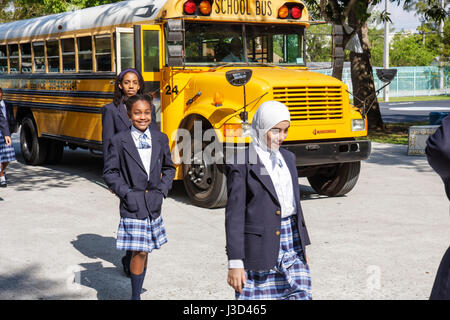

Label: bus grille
[272,86,344,121]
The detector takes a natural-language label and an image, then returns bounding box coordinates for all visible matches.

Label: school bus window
[8,44,19,73]
[142,30,159,72]
[20,43,32,73]
[246,24,305,65]
[62,38,75,73]
[95,34,112,72]
[0,45,7,73]
[46,40,60,73]
[32,42,45,73]
[119,32,135,71]
[184,23,242,64]
[77,36,92,72]
[183,22,305,66]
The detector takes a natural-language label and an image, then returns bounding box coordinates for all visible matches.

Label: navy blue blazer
[102,101,158,154]
[1,101,17,134]
[102,128,176,220]
[0,107,10,137]
[225,146,311,271]
[426,115,450,200]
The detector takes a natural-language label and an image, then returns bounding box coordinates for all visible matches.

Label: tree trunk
[349,23,384,130]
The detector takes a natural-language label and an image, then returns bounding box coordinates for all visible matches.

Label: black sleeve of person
[426,115,450,200]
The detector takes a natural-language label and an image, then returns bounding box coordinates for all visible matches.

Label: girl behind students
[103,94,175,300]
[225,100,312,300]
[102,68,157,277]
[102,68,157,154]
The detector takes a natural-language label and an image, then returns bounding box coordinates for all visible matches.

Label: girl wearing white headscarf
[225,100,312,300]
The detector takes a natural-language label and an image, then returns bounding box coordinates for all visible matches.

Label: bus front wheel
[20,117,48,165]
[307,161,361,196]
[182,151,228,209]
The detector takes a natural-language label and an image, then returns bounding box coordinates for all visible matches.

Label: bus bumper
[283,139,372,166]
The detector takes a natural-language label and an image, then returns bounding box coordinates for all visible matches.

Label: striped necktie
[138,133,151,149]
[270,151,283,170]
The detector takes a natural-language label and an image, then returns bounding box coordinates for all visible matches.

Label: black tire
[181,121,228,208]
[20,117,48,165]
[307,161,361,196]
[45,140,64,164]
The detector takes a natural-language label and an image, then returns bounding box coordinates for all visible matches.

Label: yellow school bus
[0,0,370,208]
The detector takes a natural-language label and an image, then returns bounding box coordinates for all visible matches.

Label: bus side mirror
[225,69,252,87]
[166,19,184,67]
[226,69,253,127]
[168,45,184,66]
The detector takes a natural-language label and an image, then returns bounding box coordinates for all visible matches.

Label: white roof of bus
[0,0,168,41]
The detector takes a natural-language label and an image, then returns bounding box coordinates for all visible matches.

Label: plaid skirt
[0,132,16,163]
[236,215,312,300]
[116,215,167,253]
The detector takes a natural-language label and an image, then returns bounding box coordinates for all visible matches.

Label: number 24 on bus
[0,0,370,208]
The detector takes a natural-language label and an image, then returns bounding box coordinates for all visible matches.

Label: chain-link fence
[313,66,449,97]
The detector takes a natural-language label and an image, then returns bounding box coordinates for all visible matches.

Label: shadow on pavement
[365,143,433,173]
[167,180,193,206]
[299,184,330,201]
[70,234,134,300]
[0,265,80,300]
[7,135,107,192]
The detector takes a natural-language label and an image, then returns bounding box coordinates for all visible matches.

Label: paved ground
[0,134,449,300]
[380,99,450,123]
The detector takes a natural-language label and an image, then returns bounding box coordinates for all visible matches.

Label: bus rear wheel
[307,161,361,196]
[20,117,48,165]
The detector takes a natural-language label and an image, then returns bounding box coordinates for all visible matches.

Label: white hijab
[250,100,291,152]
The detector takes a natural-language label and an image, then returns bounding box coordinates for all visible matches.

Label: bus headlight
[351,119,365,131]
[242,122,251,137]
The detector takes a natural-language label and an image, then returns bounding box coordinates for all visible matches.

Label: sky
[374,1,422,31]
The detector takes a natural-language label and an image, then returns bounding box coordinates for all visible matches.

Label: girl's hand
[4,136,11,146]
[227,268,246,294]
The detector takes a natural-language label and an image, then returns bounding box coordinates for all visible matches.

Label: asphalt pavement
[380,99,450,123]
[0,133,449,300]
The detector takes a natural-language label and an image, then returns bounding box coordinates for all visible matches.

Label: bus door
[133,25,164,128]
[115,27,135,73]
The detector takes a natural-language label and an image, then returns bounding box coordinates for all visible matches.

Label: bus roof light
[199,1,212,15]
[183,0,196,15]
[278,5,289,19]
[291,6,302,19]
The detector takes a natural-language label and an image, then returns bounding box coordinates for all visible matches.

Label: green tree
[305,24,332,62]
[404,1,449,64]
[303,0,448,130]
[390,33,438,66]
[41,0,122,14]
[368,27,384,67]
[0,0,47,21]
[0,0,122,22]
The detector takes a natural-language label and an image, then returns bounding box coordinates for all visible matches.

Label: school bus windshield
[184,22,305,66]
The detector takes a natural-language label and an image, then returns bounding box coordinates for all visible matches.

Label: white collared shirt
[253,143,297,218]
[130,126,152,179]
[228,144,297,270]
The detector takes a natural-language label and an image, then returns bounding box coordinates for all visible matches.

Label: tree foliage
[0,0,122,22]
[305,24,332,62]
[390,33,438,65]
